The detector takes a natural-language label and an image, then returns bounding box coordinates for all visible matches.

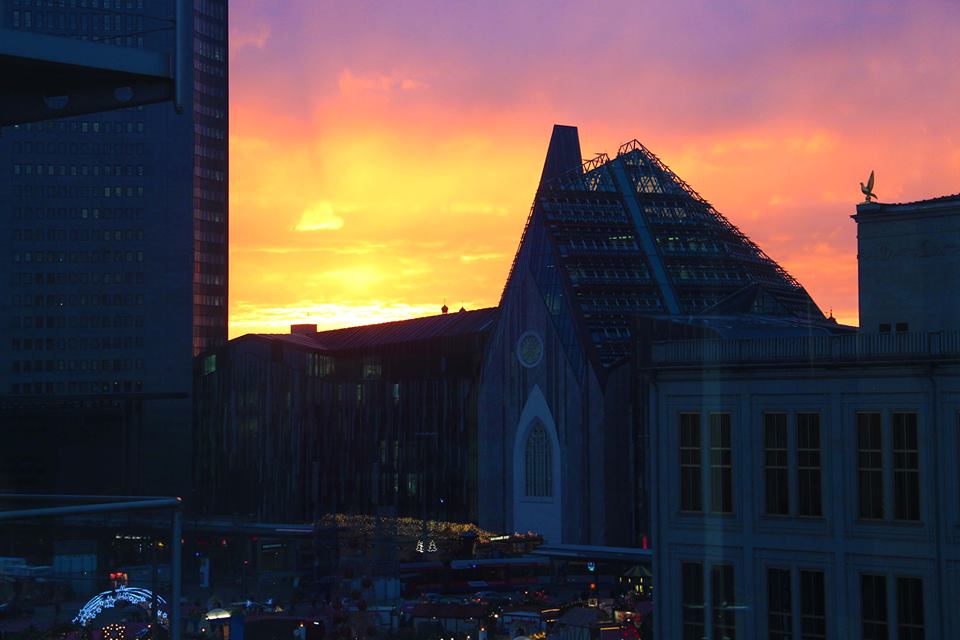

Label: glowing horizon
[228,2,960,337]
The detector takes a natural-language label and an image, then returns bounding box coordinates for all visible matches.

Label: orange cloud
[295,201,346,231]
[227,2,960,337]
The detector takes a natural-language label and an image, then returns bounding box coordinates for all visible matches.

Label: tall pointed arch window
[525,422,553,497]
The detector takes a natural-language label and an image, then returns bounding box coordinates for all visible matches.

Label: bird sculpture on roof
[861,170,877,203]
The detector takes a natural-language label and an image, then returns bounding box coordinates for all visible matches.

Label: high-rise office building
[0,0,228,495]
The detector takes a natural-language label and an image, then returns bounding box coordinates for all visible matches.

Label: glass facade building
[0,0,228,495]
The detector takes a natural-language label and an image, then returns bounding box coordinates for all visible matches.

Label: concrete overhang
[531,543,652,563]
[0,28,174,126]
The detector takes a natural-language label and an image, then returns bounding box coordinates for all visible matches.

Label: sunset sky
[228,1,960,337]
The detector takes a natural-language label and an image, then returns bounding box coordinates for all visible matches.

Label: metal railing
[0,494,183,640]
[651,331,960,365]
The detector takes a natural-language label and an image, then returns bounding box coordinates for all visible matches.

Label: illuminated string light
[74,586,168,627]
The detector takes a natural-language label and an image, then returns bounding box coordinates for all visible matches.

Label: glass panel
[892,412,920,521]
[712,564,736,640]
[857,412,884,519]
[681,562,705,640]
[710,413,733,513]
[800,570,826,640]
[680,414,702,512]
[524,423,552,497]
[797,413,823,517]
[896,576,924,640]
[764,413,789,515]
[767,567,791,640]
[861,574,888,640]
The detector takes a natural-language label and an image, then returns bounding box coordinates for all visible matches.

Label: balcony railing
[651,331,960,365]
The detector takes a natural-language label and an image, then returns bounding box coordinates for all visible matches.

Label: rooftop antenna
[441,298,448,314]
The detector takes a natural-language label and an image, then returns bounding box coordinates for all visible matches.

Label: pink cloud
[227,1,960,334]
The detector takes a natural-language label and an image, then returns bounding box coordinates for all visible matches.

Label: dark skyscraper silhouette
[0,1,228,495]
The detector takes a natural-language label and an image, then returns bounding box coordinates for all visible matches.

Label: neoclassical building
[648,194,960,639]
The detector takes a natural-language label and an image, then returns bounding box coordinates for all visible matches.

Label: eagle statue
[860,170,877,203]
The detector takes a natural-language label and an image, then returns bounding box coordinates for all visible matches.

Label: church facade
[477,125,842,546]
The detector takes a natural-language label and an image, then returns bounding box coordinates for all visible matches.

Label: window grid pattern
[767,567,791,640]
[800,570,826,640]
[797,413,823,517]
[522,142,823,371]
[896,576,924,640]
[710,413,733,513]
[892,412,920,521]
[681,562,705,640]
[711,564,736,640]
[861,574,888,640]
[524,422,552,497]
[764,413,789,515]
[680,413,702,512]
[857,412,884,520]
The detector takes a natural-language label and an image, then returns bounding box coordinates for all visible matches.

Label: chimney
[290,324,318,336]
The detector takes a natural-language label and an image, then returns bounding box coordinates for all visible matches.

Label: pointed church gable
[500,126,827,369]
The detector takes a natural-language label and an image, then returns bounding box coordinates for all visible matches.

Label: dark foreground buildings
[194,127,960,637]
[197,125,846,539]
[0,0,228,495]
[194,309,496,523]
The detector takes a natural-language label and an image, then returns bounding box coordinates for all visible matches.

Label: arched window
[525,422,552,497]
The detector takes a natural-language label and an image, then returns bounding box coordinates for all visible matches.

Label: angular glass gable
[503,127,825,369]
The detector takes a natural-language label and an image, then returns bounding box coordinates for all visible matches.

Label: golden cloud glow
[295,201,346,231]
[228,3,960,338]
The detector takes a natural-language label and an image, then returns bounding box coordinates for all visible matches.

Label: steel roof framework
[503,128,827,368]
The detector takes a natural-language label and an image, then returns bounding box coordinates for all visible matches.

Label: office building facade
[0,0,228,494]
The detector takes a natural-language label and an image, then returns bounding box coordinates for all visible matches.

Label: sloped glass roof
[505,126,826,368]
